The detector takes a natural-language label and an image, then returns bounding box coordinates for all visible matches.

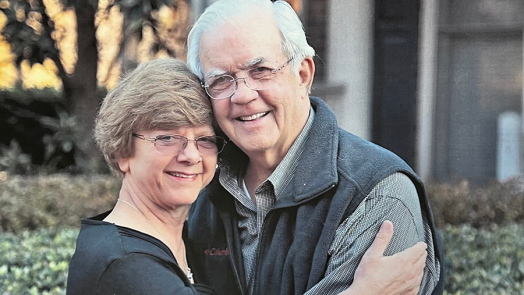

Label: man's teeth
[169,172,195,178]
[239,112,267,121]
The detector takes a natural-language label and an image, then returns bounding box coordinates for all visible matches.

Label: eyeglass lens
[206,70,271,99]
[205,58,292,99]
[155,135,226,155]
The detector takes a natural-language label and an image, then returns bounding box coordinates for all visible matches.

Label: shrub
[0,174,119,233]
[427,179,524,228]
[0,89,78,174]
[1,225,523,294]
[442,223,524,294]
[1,174,523,232]
[0,228,78,295]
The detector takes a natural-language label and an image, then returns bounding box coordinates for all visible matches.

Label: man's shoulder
[308,96,408,170]
[337,130,410,168]
[335,129,417,194]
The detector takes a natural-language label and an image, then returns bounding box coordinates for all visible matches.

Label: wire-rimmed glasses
[133,133,227,155]
[202,57,294,100]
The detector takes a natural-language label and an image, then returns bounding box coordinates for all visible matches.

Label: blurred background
[0,0,523,294]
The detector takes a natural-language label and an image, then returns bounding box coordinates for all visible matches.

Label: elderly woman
[66,58,222,294]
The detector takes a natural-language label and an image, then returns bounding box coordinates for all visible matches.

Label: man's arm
[304,173,439,295]
[341,220,427,295]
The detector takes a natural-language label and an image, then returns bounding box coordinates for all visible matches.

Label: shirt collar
[219,106,316,202]
[268,106,315,199]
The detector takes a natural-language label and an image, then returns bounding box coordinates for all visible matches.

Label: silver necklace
[117,199,194,283]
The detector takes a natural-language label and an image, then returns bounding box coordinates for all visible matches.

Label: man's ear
[298,56,315,96]
[118,158,130,174]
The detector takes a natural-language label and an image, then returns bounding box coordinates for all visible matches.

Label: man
[185,0,444,294]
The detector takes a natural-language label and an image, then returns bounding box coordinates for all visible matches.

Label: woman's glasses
[133,133,227,155]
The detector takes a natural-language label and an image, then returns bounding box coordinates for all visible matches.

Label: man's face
[198,11,313,160]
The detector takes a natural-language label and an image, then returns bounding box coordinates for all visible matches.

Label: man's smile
[236,111,270,121]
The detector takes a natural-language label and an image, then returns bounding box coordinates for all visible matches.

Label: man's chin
[236,141,277,156]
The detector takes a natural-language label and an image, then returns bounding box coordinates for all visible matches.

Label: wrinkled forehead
[199,12,284,75]
[203,57,273,80]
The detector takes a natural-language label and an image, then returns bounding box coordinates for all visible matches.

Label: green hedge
[0,174,119,233]
[427,179,524,227]
[0,174,523,293]
[1,174,523,232]
[0,228,77,295]
[442,223,524,294]
[1,225,523,294]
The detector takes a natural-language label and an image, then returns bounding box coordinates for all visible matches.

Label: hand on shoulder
[339,221,427,295]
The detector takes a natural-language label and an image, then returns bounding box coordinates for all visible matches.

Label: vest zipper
[251,211,271,295]
[251,183,336,294]
[223,217,246,295]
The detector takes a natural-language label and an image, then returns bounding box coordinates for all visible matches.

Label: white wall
[416,0,439,180]
[322,0,374,140]
[193,0,375,140]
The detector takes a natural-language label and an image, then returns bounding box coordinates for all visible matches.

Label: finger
[395,241,427,262]
[404,256,425,295]
[409,285,421,295]
[414,250,427,270]
[411,266,425,294]
[409,252,427,293]
[415,263,425,281]
[364,220,394,259]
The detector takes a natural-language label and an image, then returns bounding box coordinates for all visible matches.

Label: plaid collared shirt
[218,107,439,294]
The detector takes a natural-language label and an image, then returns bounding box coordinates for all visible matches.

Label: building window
[434,0,523,181]
[302,0,327,82]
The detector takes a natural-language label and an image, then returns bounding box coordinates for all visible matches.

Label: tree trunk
[66,2,103,172]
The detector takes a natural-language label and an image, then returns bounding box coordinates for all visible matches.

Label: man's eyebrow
[203,57,270,80]
[243,57,269,69]
[204,69,228,80]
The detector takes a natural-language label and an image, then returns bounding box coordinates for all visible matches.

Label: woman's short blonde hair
[94,58,212,177]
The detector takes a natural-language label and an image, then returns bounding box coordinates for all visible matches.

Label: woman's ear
[118,158,130,173]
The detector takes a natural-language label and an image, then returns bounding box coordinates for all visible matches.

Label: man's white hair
[186,0,315,79]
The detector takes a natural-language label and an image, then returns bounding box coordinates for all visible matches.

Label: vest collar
[277,96,339,205]
[212,97,340,207]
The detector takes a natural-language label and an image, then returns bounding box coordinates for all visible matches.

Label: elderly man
[185,0,444,294]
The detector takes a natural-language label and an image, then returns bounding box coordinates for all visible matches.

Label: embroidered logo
[204,247,230,256]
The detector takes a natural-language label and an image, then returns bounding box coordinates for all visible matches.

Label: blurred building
[192,0,524,183]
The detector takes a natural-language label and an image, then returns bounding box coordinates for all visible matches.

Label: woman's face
[118,125,217,210]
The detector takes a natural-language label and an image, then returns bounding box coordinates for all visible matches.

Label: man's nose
[230,77,257,104]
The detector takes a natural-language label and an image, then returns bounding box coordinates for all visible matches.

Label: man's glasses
[133,133,227,155]
[202,58,293,100]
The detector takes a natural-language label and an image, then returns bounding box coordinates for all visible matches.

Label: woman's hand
[340,220,427,295]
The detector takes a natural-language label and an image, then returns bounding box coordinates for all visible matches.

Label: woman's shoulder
[68,215,199,294]
[73,213,176,264]
[67,215,129,294]
[73,213,125,260]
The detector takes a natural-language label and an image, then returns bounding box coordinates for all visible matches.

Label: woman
[66,58,222,294]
